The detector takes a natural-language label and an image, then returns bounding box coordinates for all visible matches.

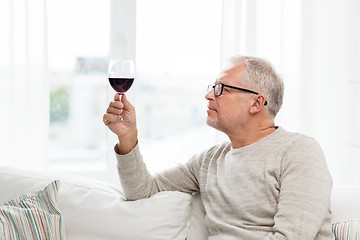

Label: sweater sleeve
[265,136,333,240]
[115,143,201,201]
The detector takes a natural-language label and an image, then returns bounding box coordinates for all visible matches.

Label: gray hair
[229,55,284,117]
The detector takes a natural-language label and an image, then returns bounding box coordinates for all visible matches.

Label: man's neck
[228,125,276,149]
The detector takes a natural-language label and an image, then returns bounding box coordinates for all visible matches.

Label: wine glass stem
[117,92,125,122]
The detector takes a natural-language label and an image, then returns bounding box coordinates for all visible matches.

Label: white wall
[299,0,360,184]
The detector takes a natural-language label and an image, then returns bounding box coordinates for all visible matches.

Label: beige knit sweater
[116,127,334,239]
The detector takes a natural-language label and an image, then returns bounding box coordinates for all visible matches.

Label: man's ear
[249,95,266,114]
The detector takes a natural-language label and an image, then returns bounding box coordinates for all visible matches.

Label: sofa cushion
[0,180,66,240]
[332,219,360,240]
[0,166,192,240]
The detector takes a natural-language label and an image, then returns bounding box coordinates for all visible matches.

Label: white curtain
[221,0,360,185]
[0,0,48,170]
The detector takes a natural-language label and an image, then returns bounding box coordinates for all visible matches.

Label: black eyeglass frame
[208,83,268,106]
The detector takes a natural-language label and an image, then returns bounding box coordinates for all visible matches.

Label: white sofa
[0,166,359,240]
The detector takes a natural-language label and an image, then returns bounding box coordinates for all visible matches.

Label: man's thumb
[121,94,134,110]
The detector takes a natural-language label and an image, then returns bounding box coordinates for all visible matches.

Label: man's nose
[205,89,214,100]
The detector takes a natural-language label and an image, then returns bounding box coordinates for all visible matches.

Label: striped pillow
[332,219,360,240]
[0,180,66,240]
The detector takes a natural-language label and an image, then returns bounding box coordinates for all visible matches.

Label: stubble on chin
[206,116,228,133]
[206,117,217,130]
[206,114,245,135]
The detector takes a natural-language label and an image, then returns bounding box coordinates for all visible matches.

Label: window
[135,0,222,172]
[47,0,222,174]
[47,0,110,171]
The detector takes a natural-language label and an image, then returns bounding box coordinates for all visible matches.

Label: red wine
[109,78,134,93]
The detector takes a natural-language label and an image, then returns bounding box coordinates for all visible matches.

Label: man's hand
[103,94,138,154]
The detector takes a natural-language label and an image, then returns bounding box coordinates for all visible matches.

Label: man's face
[205,63,252,133]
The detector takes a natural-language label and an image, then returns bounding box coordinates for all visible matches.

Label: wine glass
[108,60,135,122]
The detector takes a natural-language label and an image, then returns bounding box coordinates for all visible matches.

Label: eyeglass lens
[208,84,222,96]
[215,83,225,96]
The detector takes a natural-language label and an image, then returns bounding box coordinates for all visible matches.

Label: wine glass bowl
[108,60,135,94]
[108,60,135,122]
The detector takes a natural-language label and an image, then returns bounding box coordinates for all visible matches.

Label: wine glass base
[108,115,131,123]
[109,120,131,123]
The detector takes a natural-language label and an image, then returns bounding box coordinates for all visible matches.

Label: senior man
[103,56,333,239]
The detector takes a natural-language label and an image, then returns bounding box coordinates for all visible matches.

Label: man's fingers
[109,100,124,109]
[114,93,120,101]
[111,94,134,111]
[103,113,117,125]
[105,94,135,127]
[107,105,123,115]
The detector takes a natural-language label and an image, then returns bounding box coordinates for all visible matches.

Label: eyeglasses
[207,83,268,106]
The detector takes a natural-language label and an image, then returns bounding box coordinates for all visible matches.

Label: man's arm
[265,137,333,240]
[104,93,201,200]
[115,143,201,200]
